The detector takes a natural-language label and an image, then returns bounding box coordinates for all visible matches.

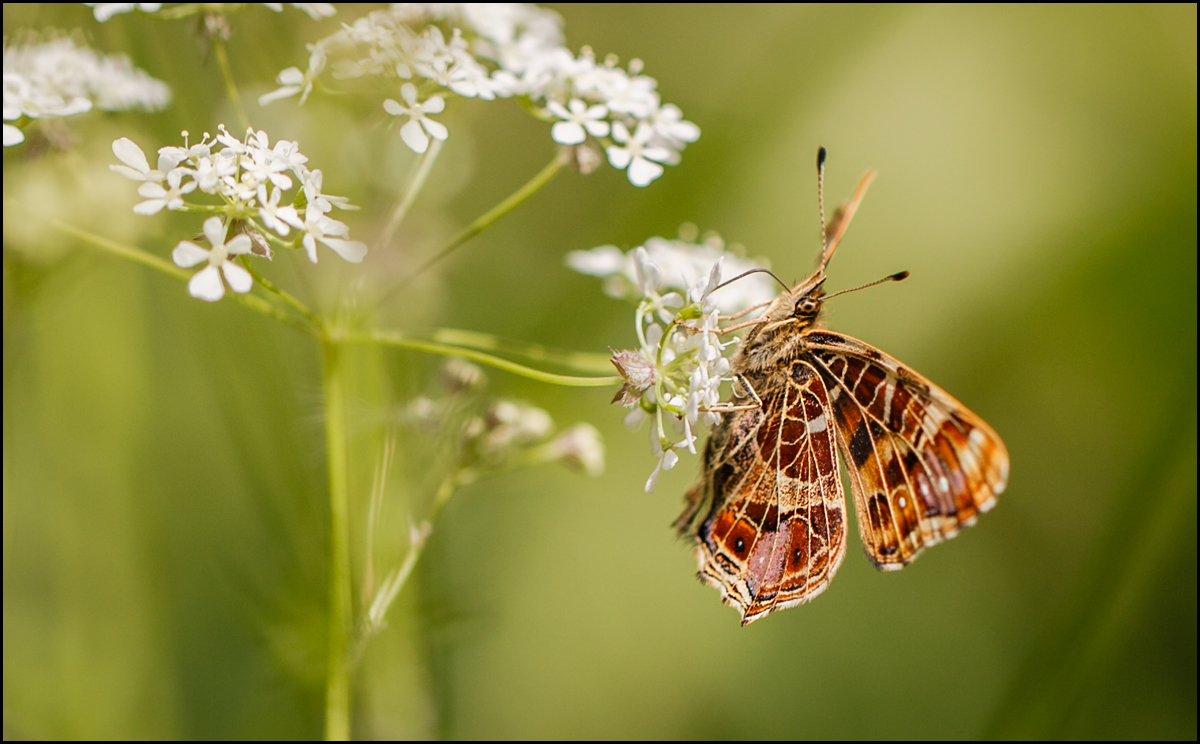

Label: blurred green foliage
[3,3,1195,739]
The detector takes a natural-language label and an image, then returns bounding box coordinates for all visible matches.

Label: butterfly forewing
[679,360,847,624]
[802,330,1009,569]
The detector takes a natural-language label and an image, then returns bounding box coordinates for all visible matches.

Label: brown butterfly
[675,148,1009,625]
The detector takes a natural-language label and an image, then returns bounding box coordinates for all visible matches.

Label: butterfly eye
[795,297,821,316]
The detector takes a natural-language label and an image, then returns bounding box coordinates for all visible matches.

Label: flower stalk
[389,155,564,292]
[211,36,250,133]
[322,339,353,742]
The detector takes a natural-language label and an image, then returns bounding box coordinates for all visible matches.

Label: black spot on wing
[849,419,873,468]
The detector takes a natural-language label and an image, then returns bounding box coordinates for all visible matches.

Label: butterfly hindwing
[802,330,1009,569]
[680,360,847,624]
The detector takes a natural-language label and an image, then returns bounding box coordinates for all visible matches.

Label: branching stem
[387,155,564,295]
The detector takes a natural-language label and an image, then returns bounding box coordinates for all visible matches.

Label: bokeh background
[4,4,1195,739]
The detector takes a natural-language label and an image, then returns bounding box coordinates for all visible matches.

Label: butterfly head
[793,290,825,323]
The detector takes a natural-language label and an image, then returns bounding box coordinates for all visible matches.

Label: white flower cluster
[569,233,780,492]
[261,3,699,186]
[3,33,170,146]
[406,359,606,477]
[565,230,778,314]
[84,3,336,22]
[111,125,366,301]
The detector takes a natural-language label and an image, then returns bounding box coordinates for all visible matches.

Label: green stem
[430,327,613,374]
[377,138,443,252]
[212,36,250,133]
[390,155,565,292]
[54,220,189,281]
[322,340,353,741]
[51,221,316,335]
[351,330,620,387]
[365,473,460,632]
[242,260,321,326]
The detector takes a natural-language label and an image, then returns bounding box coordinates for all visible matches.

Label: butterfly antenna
[711,267,790,295]
[821,271,909,302]
[816,146,828,253]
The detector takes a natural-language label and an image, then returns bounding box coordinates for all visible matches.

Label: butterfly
[675,148,1009,625]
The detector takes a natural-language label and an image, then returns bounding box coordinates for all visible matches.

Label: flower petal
[400,82,418,106]
[4,124,25,147]
[421,118,448,141]
[201,216,225,246]
[112,137,150,174]
[400,120,429,153]
[627,157,664,187]
[172,241,209,268]
[564,245,624,276]
[551,121,586,145]
[321,238,367,264]
[382,98,405,116]
[133,199,167,215]
[188,266,225,302]
[422,95,445,114]
[606,146,631,169]
[302,234,319,263]
[225,234,253,256]
[583,119,610,137]
[222,262,253,294]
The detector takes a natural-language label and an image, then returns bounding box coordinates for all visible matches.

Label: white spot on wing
[806,414,827,434]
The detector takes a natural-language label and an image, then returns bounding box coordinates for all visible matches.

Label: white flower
[648,102,700,148]
[171,216,254,302]
[257,185,303,236]
[84,3,162,22]
[547,423,605,476]
[134,167,196,215]
[566,234,777,314]
[116,127,367,271]
[110,137,167,183]
[565,243,623,276]
[645,435,680,493]
[383,83,448,154]
[263,5,699,184]
[607,121,671,187]
[282,3,335,20]
[3,123,23,146]
[546,98,609,145]
[474,399,555,456]
[258,43,325,106]
[301,168,356,213]
[577,229,789,491]
[300,204,367,264]
[3,34,169,147]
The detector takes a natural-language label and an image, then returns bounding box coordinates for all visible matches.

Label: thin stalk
[212,36,250,133]
[52,221,316,335]
[366,472,460,632]
[242,260,321,327]
[362,432,396,613]
[388,155,565,294]
[322,340,353,741]
[351,330,620,387]
[431,327,613,374]
[377,138,444,252]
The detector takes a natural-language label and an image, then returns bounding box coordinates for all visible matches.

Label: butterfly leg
[718,301,772,322]
[714,318,766,335]
[701,375,763,413]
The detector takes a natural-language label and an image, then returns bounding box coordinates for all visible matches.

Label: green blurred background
[4,4,1196,739]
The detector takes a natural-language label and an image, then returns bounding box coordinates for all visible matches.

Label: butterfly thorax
[733,278,826,377]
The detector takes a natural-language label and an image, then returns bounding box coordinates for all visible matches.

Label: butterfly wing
[802,330,1009,569]
[678,359,848,624]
